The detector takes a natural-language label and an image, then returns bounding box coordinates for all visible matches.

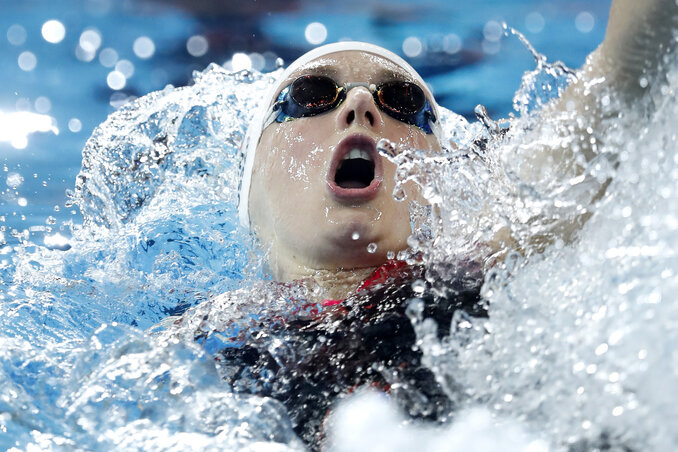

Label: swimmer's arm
[586,0,678,103]
[480,0,677,261]
[547,0,678,150]
[554,0,678,138]
[490,0,678,258]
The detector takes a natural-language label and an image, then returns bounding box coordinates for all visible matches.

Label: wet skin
[248,51,441,289]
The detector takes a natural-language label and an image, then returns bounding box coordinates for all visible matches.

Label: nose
[335,87,383,132]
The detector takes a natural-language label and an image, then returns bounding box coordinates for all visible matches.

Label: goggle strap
[262,87,290,130]
[262,107,279,130]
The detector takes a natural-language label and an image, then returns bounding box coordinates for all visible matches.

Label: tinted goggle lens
[377,81,425,116]
[290,75,340,111]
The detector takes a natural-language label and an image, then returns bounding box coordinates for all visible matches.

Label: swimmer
[240,0,678,301]
[168,0,678,448]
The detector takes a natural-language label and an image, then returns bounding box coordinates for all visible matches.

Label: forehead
[283,51,417,85]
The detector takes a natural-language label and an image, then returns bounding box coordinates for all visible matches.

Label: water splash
[505,24,578,117]
[0,64,300,450]
[2,25,678,452]
[376,25,678,451]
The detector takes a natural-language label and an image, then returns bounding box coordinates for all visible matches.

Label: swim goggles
[262,75,438,134]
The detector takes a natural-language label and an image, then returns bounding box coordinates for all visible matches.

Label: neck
[276,263,379,301]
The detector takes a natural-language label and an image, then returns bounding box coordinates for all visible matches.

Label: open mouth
[335,148,375,189]
[327,134,382,201]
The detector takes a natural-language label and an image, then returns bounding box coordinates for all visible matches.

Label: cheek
[259,121,333,186]
[391,125,436,150]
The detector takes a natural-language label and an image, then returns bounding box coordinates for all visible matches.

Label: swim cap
[238,41,443,229]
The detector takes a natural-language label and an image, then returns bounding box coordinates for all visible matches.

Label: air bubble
[351,232,360,241]
[366,242,377,253]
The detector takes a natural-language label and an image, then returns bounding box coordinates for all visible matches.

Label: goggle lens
[377,81,425,116]
[291,75,340,110]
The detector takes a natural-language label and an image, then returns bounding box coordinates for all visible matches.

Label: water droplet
[41,19,66,44]
[367,242,377,253]
[474,104,500,134]
[7,24,27,46]
[411,279,426,294]
[304,22,327,45]
[377,138,397,158]
[6,173,23,188]
[393,185,407,201]
[405,298,425,323]
[107,71,126,90]
[18,51,37,71]
[99,47,118,67]
[575,11,595,34]
[351,231,360,241]
[68,118,82,133]
[231,53,252,71]
[133,36,155,59]
[186,35,209,57]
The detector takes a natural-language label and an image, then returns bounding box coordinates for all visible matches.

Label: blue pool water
[9,1,678,451]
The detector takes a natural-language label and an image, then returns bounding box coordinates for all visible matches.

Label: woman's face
[248,50,441,277]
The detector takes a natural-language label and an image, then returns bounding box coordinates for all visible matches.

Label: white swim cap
[238,41,443,229]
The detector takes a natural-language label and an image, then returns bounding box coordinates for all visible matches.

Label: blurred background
[0,0,609,248]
